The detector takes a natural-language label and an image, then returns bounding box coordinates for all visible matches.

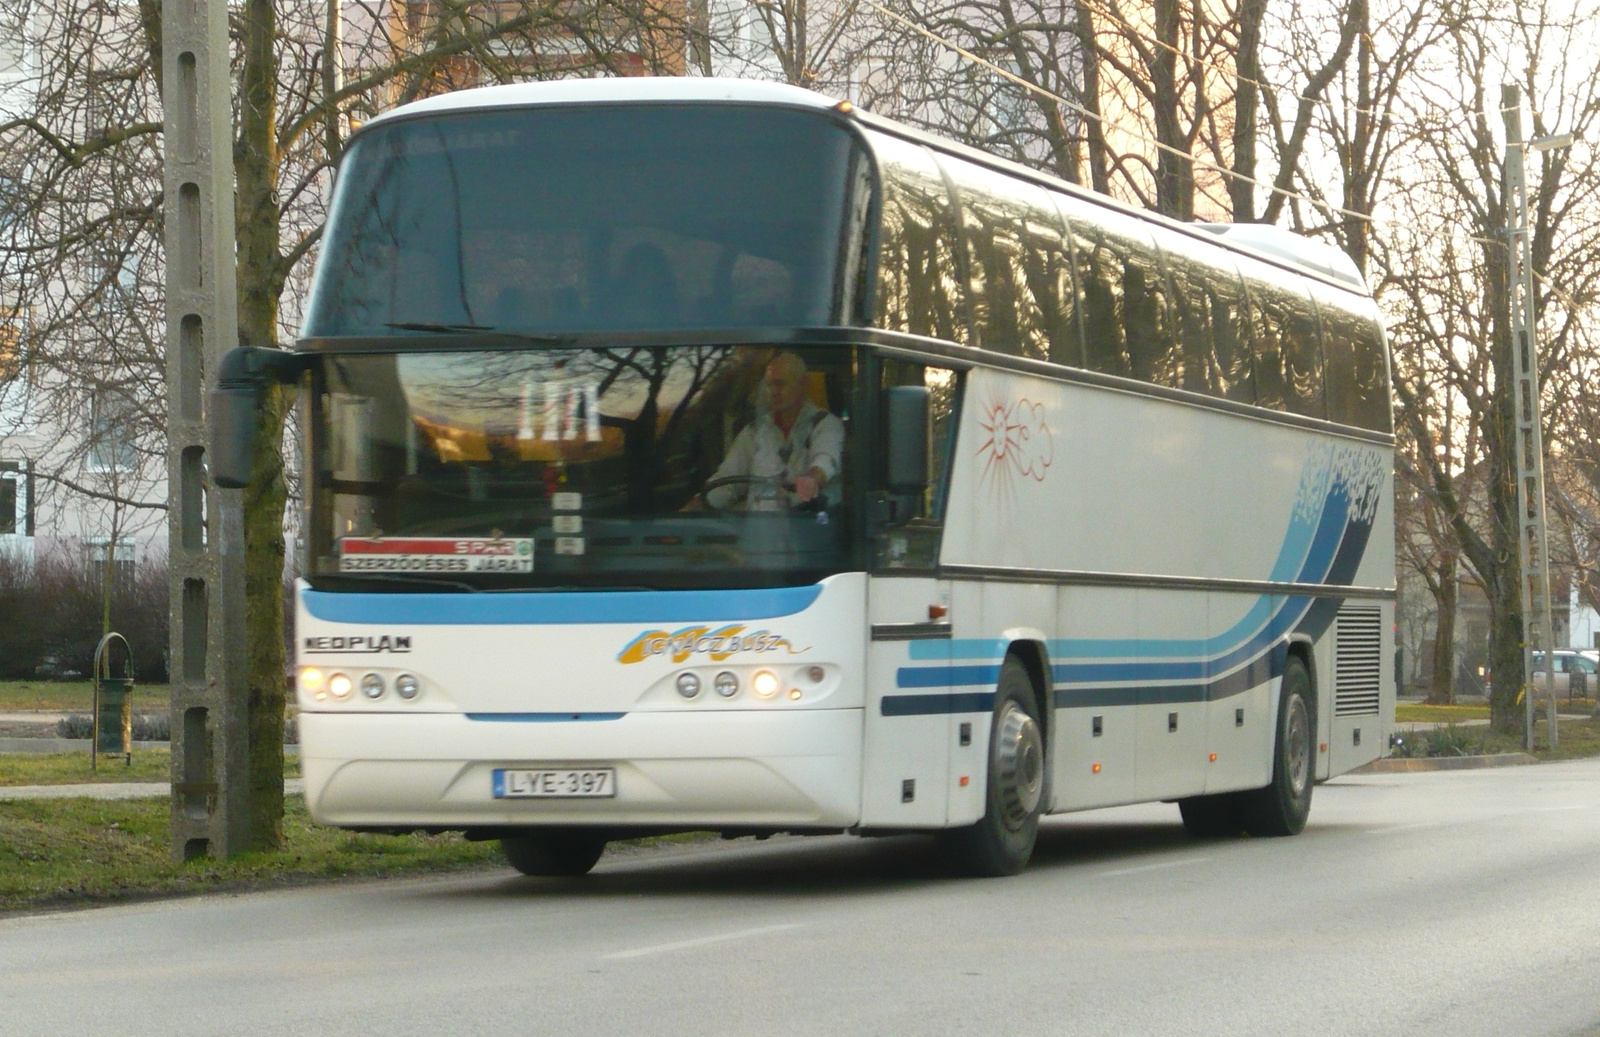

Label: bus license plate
[493,768,615,799]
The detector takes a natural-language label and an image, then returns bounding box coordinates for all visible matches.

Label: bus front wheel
[1241,655,1315,837]
[501,832,608,877]
[943,656,1044,877]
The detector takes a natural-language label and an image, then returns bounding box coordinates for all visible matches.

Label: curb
[1352,752,1538,774]
[0,738,300,755]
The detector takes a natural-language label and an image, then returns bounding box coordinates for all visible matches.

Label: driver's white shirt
[706,401,844,510]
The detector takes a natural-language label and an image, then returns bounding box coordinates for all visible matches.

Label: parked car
[1531,649,1599,696]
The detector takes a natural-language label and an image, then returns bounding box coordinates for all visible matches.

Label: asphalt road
[5,760,1600,1037]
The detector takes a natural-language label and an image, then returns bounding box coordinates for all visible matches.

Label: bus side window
[1320,289,1391,432]
[1240,255,1325,419]
[877,359,960,569]
[868,132,969,345]
[935,154,1056,362]
[1068,205,1164,381]
[1208,260,1254,404]
[1157,233,1223,395]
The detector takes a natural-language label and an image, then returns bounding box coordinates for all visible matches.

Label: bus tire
[1178,792,1245,838]
[501,832,608,877]
[943,656,1044,877]
[1241,655,1315,837]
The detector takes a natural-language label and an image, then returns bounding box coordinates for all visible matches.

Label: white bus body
[281,77,1394,875]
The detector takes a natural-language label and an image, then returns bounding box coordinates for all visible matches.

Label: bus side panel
[1203,590,1276,794]
[861,576,952,827]
[1134,587,1208,801]
[1327,599,1395,777]
[1051,586,1140,811]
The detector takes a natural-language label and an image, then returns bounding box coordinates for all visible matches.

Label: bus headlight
[714,671,739,697]
[300,667,326,701]
[329,673,353,699]
[752,670,779,699]
[395,674,421,700]
[676,672,702,698]
[361,673,386,700]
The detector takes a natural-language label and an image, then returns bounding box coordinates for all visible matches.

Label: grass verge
[0,796,504,914]
[1395,703,1490,723]
[1391,716,1600,762]
[0,680,171,714]
[0,750,300,786]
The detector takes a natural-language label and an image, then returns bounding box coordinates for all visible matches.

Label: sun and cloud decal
[974,394,1054,505]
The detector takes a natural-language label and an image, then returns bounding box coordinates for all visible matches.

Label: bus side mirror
[209,346,303,489]
[885,385,930,494]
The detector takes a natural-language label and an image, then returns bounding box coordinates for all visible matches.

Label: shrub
[0,549,169,681]
[55,713,170,741]
[1391,723,1482,758]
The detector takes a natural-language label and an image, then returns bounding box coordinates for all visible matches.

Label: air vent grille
[1334,606,1382,717]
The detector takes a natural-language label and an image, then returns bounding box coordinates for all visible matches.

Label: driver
[703,352,844,511]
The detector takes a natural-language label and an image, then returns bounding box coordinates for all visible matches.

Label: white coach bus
[214,78,1394,877]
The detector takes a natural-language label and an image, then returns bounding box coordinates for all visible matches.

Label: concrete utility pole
[162,0,251,859]
[1502,84,1559,752]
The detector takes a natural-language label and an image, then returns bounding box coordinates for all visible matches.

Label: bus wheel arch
[943,651,1046,876]
[1002,638,1052,751]
[1241,646,1316,837]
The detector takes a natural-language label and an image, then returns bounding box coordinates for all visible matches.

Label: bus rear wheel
[1241,655,1315,837]
[943,656,1044,877]
[501,832,608,877]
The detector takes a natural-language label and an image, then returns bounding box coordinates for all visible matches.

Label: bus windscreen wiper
[384,321,495,333]
[383,321,572,344]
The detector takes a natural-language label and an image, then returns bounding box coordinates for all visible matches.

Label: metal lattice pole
[1502,85,1558,752]
[162,0,251,860]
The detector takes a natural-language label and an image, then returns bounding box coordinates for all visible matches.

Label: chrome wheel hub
[1286,694,1310,796]
[994,701,1044,830]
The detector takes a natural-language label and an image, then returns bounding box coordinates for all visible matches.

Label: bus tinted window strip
[850,109,1374,298]
[863,126,1385,428]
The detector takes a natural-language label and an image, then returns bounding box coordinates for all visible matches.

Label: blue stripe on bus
[906,480,1350,667]
[896,593,1315,689]
[1053,684,1209,707]
[880,692,996,716]
[302,584,823,625]
[465,712,626,722]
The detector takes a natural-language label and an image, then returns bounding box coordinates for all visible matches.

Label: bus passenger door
[862,577,952,827]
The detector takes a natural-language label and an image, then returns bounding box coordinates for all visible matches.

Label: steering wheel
[698,474,789,512]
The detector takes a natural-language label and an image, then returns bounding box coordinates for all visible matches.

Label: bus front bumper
[298,709,864,830]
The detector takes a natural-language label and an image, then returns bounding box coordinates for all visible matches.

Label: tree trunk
[1230,0,1265,222]
[235,0,287,849]
[1484,198,1525,736]
[1073,0,1110,196]
[1149,0,1192,220]
[1427,557,1457,705]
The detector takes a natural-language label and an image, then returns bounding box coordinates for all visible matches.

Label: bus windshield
[302,105,858,338]
[308,345,859,589]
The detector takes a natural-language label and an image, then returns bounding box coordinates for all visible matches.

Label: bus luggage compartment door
[861,578,952,827]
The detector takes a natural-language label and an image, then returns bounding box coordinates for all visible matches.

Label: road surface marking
[1099,857,1209,878]
[602,922,804,961]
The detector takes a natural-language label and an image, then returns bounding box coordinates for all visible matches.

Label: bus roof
[363,77,842,130]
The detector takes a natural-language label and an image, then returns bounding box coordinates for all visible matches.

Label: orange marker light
[1320,742,1328,753]
[1209,753,1217,762]
[1092,763,1101,773]
[959,775,969,787]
